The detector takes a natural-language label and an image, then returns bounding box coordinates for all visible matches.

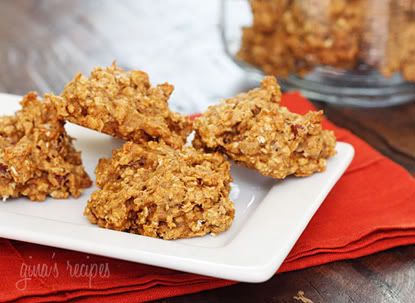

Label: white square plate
[0,93,354,282]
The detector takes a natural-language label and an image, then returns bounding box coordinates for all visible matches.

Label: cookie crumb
[294,290,314,303]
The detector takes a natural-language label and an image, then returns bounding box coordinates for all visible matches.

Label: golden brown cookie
[51,64,192,149]
[0,92,92,201]
[193,77,336,179]
[239,0,415,82]
[84,141,235,240]
[238,0,366,76]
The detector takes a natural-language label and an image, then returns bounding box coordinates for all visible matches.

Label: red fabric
[1,93,414,302]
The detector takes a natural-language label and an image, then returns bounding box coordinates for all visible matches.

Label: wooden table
[0,1,414,302]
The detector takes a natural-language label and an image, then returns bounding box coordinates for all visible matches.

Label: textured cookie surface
[85,141,234,240]
[51,64,192,149]
[0,92,92,201]
[193,77,336,179]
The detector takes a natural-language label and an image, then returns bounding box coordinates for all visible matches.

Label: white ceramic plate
[0,93,354,282]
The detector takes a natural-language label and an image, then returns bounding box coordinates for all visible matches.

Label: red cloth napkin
[1,93,414,303]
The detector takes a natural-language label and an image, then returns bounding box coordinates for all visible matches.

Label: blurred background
[0,0,250,114]
[2,0,415,109]
[0,0,415,171]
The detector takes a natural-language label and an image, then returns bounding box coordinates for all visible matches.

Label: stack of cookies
[0,64,336,239]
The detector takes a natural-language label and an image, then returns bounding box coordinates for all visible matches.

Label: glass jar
[220,0,415,107]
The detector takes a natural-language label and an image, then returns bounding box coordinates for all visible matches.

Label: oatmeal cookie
[84,141,234,240]
[240,0,415,82]
[51,64,192,149]
[193,77,336,179]
[238,0,366,77]
[0,92,92,201]
[381,0,415,81]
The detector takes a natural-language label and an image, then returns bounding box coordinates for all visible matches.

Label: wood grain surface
[0,1,414,302]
